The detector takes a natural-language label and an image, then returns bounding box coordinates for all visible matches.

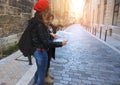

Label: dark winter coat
[47,24,56,59]
[30,17,63,52]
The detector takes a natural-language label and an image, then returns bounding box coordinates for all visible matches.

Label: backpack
[18,22,34,57]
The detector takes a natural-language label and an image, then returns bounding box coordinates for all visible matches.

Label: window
[112,0,120,25]
[103,0,107,24]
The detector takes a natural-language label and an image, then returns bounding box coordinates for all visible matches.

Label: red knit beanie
[34,0,49,12]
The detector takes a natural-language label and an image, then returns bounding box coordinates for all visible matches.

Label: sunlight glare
[69,0,85,22]
[71,0,84,12]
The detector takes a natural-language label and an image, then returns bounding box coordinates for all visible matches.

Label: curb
[16,63,36,85]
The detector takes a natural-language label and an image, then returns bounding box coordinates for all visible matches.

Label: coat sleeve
[37,24,63,48]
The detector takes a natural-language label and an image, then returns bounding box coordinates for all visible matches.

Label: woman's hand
[53,34,59,39]
[50,33,59,39]
[62,40,68,45]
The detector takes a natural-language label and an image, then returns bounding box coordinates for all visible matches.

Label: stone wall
[104,0,114,25]
[0,0,34,37]
[117,6,120,26]
[0,0,34,58]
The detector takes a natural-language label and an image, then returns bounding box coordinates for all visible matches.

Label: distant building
[49,0,84,26]
[83,0,120,26]
[83,0,120,40]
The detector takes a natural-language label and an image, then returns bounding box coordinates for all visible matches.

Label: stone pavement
[0,24,120,85]
[47,24,120,85]
[94,29,120,51]
[106,37,120,50]
[0,51,35,85]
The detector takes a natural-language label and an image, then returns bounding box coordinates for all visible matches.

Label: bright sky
[69,0,85,19]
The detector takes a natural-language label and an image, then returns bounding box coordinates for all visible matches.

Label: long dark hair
[34,11,43,22]
[47,13,54,20]
[34,7,51,26]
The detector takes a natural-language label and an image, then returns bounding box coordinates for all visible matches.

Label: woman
[45,14,59,83]
[31,0,67,85]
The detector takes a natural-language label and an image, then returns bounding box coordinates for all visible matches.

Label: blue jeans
[33,50,48,85]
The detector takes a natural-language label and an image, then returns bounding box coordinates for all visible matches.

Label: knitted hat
[34,0,49,12]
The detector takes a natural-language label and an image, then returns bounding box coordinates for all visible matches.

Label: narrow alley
[0,24,120,85]
[0,0,120,85]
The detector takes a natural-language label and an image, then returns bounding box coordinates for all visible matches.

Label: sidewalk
[0,24,120,85]
[91,27,120,51]
[0,51,35,85]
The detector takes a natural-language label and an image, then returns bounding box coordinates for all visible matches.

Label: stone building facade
[82,0,120,41]
[49,0,84,27]
[49,0,70,26]
[83,0,120,26]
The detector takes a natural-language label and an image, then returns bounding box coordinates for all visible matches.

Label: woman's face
[49,16,54,23]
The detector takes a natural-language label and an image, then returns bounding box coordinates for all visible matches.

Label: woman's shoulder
[37,23,48,32]
[38,23,46,28]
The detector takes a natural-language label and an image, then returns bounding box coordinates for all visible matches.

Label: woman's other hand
[62,40,68,45]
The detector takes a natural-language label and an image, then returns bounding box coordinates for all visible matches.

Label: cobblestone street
[0,0,120,85]
[0,24,120,85]
[47,24,120,85]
